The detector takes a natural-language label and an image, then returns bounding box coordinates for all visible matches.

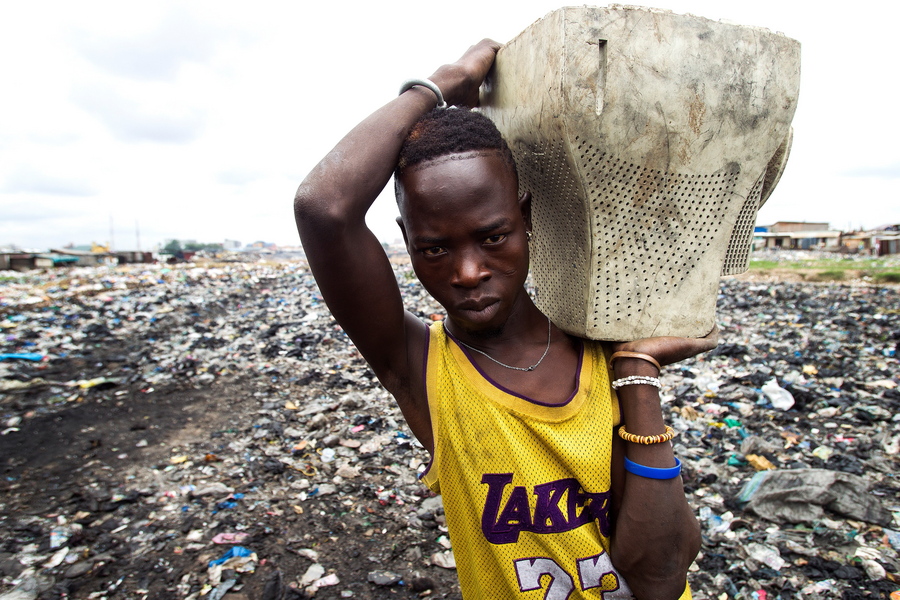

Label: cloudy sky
[1,1,897,251]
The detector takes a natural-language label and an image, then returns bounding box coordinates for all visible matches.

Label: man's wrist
[612,356,659,378]
[399,78,447,108]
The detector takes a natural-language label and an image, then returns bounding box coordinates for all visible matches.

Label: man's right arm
[292,40,500,448]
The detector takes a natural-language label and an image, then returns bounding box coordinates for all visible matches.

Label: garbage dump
[0,261,898,599]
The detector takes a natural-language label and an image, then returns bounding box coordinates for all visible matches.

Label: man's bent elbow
[293,184,320,222]
[293,186,352,236]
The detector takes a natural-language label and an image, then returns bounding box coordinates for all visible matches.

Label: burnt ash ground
[1,263,460,600]
[1,375,451,600]
[1,262,899,600]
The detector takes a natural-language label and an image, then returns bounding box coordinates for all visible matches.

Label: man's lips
[457,298,499,312]
[454,300,503,324]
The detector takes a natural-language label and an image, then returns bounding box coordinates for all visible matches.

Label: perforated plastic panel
[514,140,587,334]
[481,6,800,340]
[575,142,739,329]
[722,175,764,276]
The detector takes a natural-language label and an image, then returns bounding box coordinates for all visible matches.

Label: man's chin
[447,316,505,340]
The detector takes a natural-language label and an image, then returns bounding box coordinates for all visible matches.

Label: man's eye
[422,247,445,256]
[485,234,507,245]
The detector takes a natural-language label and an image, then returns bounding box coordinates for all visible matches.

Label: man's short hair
[394,108,517,201]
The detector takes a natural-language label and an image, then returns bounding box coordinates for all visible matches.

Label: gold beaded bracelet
[618,425,676,445]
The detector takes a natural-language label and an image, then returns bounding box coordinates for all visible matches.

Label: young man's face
[397,151,531,336]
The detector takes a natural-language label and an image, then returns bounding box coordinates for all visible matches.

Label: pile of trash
[676,278,899,599]
[0,261,898,599]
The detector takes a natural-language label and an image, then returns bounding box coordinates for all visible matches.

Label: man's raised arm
[292,40,500,443]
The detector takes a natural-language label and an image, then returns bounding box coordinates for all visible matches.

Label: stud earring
[526,230,533,241]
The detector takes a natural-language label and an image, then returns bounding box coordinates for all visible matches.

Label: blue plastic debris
[208,546,253,567]
[0,353,44,361]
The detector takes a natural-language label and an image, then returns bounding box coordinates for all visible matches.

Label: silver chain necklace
[452,316,552,372]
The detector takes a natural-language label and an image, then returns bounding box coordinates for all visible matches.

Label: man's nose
[451,250,490,287]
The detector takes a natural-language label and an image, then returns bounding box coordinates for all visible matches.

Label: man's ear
[519,191,532,232]
[396,217,410,251]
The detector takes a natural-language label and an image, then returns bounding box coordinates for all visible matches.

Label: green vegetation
[162,240,224,254]
[872,271,900,284]
[747,260,780,269]
[749,257,894,270]
[808,270,845,282]
[747,255,900,283]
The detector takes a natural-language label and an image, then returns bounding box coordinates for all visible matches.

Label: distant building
[0,246,154,271]
[871,224,900,256]
[841,233,876,254]
[50,249,108,266]
[753,221,842,250]
[768,221,829,233]
[114,251,154,264]
[838,224,899,256]
[0,252,55,271]
[248,241,277,250]
[224,239,242,250]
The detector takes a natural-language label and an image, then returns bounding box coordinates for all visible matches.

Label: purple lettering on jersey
[481,474,612,544]
[497,485,533,530]
[481,473,519,544]
[533,479,570,532]
[573,488,612,538]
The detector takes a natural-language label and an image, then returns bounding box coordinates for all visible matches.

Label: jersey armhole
[419,323,441,493]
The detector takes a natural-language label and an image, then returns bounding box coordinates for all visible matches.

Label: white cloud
[71,9,219,82]
[71,82,206,144]
[0,0,897,251]
[842,164,900,179]
[218,169,262,186]
[3,167,96,197]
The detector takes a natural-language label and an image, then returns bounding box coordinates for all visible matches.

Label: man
[294,39,716,600]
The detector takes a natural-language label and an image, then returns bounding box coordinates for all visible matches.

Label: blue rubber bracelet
[623,456,682,479]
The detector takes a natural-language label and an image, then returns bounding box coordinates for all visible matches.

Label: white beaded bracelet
[611,375,662,390]
[399,78,448,109]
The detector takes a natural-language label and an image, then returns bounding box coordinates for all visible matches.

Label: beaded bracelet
[399,78,448,109]
[611,375,661,390]
[609,351,661,371]
[618,425,676,445]
[624,456,682,479]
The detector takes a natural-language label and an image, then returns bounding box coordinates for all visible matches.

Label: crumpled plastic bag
[736,468,892,526]
[207,545,255,568]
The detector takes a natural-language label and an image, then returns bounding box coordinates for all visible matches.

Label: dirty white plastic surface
[481,6,801,341]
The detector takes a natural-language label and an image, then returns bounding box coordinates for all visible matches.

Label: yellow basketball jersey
[420,322,691,600]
